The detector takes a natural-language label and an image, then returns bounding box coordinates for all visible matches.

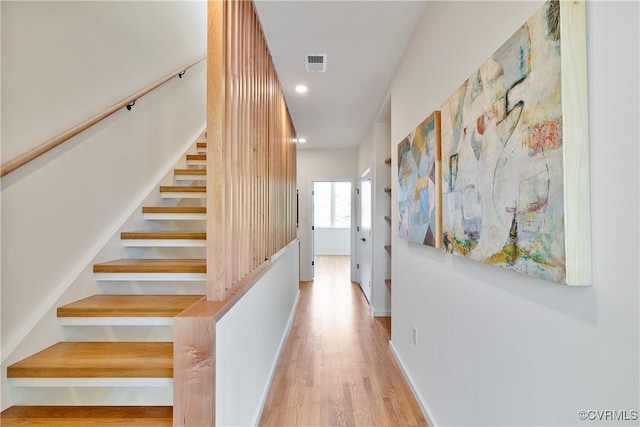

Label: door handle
[360,238,367,242]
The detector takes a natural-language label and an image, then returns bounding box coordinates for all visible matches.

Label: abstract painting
[440,0,590,285]
[398,111,442,248]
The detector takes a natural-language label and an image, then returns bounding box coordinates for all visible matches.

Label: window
[313,181,351,228]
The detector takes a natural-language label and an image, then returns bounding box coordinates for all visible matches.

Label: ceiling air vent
[305,54,327,72]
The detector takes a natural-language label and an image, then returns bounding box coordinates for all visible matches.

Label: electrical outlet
[412,326,418,347]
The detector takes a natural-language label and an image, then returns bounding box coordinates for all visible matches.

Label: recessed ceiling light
[295,85,308,94]
[297,138,306,143]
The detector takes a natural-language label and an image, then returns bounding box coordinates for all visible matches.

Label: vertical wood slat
[258,10,265,264]
[239,0,247,280]
[243,0,248,275]
[244,0,250,277]
[235,0,242,283]
[244,0,251,275]
[251,12,258,269]
[232,0,239,283]
[224,0,233,290]
[206,0,226,301]
[258,10,263,263]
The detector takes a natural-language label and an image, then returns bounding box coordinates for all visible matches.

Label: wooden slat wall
[178,2,297,424]
[224,0,297,290]
[207,0,297,300]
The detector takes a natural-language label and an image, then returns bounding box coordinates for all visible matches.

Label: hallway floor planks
[260,256,427,427]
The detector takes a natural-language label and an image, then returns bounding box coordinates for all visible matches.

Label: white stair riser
[175,174,206,181]
[9,384,172,406]
[143,213,206,221]
[10,378,171,387]
[94,273,206,281]
[60,324,174,343]
[97,282,206,295]
[160,192,206,199]
[59,317,174,326]
[186,159,206,166]
[121,239,206,247]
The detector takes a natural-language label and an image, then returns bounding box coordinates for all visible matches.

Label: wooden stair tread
[142,206,206,214]
[196,142,206,149]
[93,259,205,274]
[0,406,172,426]
[185,154,205,161]
[7,342,172,378]
[121,231,206,240]
[57,295,204,318]
[174,168,206,175]
[159,186,205,193]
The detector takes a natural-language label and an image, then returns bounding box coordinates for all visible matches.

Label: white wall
[2,1,205,161]
[0,3,4,397]
[216,241,299,426]
[358,120,392,316]
[314,228,350,255]
[357,128,374,178]
[297,148,358,281]
[1,1,206,409]
[389,1,639,425]
[371,121,391,316]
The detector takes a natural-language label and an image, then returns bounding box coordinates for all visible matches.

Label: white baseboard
[389,340,436,427]
[371,308,391,317]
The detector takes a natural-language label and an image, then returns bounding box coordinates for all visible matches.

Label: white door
[358,174,372,303]
[311,182,318,279]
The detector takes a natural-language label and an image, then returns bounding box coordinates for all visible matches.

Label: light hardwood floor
[260,256,428,427]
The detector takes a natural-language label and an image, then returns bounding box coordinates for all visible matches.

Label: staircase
[1,140,209,425]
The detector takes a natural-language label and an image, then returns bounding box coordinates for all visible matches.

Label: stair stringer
[1,125,206,410]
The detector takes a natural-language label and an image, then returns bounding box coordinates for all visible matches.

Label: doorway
[357,171,372,303]
[311,181,352,280]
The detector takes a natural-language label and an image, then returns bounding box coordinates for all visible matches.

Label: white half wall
[388,1,639,426]
[297,148,358,281]
[1,1,206,410]
[314,228,350,255]
[215,241,300,426]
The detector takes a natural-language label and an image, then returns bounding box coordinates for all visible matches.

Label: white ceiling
[254,1,428,150]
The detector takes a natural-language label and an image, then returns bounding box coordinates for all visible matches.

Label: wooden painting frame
[397,111,442,248]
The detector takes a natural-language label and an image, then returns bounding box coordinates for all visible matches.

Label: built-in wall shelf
[384,154,392,306]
